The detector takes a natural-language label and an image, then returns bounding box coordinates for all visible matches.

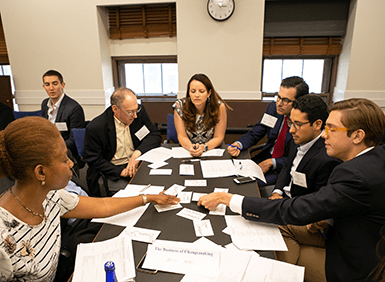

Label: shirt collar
[47,92,65,110]
[355,146,374,158]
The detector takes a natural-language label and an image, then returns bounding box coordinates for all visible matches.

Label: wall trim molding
[15,89,110,105]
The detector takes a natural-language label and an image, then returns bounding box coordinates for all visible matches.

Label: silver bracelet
[141,194,148,205]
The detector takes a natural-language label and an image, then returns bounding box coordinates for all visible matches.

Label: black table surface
[90,145,275,282]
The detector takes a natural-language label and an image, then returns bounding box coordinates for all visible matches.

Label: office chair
[72,128,86,157]
[13,109,42,119]
[166,113,179,144]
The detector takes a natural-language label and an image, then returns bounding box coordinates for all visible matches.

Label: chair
[72,128,86,157]
[166,113,179,144]
[13,109,42,119]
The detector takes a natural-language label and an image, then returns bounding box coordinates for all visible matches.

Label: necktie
[272,116,289,158]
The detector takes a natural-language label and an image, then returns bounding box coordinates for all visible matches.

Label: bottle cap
[105,261,115,272]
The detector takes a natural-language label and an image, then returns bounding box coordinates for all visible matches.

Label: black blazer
[41,94,85,155]
[274,137,342,197]
[0,102,14,130]
[83,106,161,196]
[241,145,385,281]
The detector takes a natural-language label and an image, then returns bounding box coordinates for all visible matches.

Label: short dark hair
[328,98,385,147]
[281,76,309,99]
[292,95,328,129]
[43,70,64,83]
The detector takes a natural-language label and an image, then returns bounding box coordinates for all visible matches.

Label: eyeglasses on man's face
[120,105,141,117]
[287,119,310,130]
[324,125,348,137]
[276,94,294,105]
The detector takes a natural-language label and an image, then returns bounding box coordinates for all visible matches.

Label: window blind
[263,37,342,56]
[0,15,9,64]
[108,3,176,40]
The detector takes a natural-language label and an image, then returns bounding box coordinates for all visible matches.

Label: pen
[228,144,241,150]
[193,145,197,149]
[140,184,151,193]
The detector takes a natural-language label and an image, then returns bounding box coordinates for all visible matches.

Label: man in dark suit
[269,95,341,282]
[41,70,85,158]
[227,76,309,186]
[199,98,385,282]
[84,88,161,197]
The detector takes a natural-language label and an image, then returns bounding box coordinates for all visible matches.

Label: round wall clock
[207,0,235,21]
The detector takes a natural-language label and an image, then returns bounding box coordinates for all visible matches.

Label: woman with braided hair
[0,116,179,281]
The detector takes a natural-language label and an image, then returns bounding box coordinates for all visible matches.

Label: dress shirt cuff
[235,141,243,150]
[272,158,277,170]
[272,189,283,196]
[229,194,244,214]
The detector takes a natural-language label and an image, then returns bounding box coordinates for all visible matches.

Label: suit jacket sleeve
[130,105,161,154]
[84,122,123,180]
[237,102,276,150]
[64,101,85,152]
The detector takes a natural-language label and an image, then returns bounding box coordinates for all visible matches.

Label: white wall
[1,0,385,119]
[334,0,385,107]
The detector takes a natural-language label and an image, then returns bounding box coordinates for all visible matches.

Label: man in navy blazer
[199,98,385,282]
[84,88,161,196]
[227,76,309,186]
[41,70,85,158]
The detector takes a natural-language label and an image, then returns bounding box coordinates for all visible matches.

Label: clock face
[207,0,235,21]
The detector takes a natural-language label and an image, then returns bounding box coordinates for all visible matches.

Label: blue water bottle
[105,261,118,282]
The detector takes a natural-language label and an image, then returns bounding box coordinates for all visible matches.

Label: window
[0,65,15,93]
[262,58,327,94]
[113,56,178,97]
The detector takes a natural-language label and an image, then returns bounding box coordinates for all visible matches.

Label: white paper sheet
[91,185,164,227]
[142,240,220,277]
[225,215,287,251]
[177,191,193,203]
[233,159,266,183]
[200,159,237,178]
[241,254,305,282]
[201,148,225,157]
[72,235,135,282]
[148,161,168,169]
[194,219,214,237]
[172,147,192,158]
[136,147,173,163]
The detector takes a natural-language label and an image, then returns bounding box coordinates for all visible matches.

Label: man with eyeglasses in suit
[270,95,342,282]
[227,76,309,187]
[199,98,385,282]
[84,87,161,196]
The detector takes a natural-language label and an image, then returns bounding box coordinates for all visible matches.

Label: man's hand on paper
[269,193,283,200]
[258,158,273,174]
[125,150,142,177]
[149,191,180,205]
[197,192,233,211]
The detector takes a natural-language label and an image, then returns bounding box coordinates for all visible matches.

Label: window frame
[261,55,338,105]
[112,55,178,98]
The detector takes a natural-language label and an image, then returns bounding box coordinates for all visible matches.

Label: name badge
[261,113,278,128]
[55,122,68,132]
[135,125,150,141]
[292,171,307,188]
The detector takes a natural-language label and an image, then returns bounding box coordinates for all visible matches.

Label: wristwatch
[204,144,208,152]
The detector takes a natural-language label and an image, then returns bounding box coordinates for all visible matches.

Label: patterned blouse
[172,99,222,144]
[0,189,79,281]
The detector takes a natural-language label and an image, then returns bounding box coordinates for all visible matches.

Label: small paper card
[180,164,194,175]
[149,169,172,175]
[194,220,214,237]
[165,184,186,196]
[184,180,207,187]
[177,208,206,221]
[135,125,150,141]
[192,193,207,202]
[260,113,278,128]
[154,203,182,212]
[124,227,161,244]
[178,191,193,204]
[148,161,168,169]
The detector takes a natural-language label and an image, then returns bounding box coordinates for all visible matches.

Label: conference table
[90,144,274,281]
